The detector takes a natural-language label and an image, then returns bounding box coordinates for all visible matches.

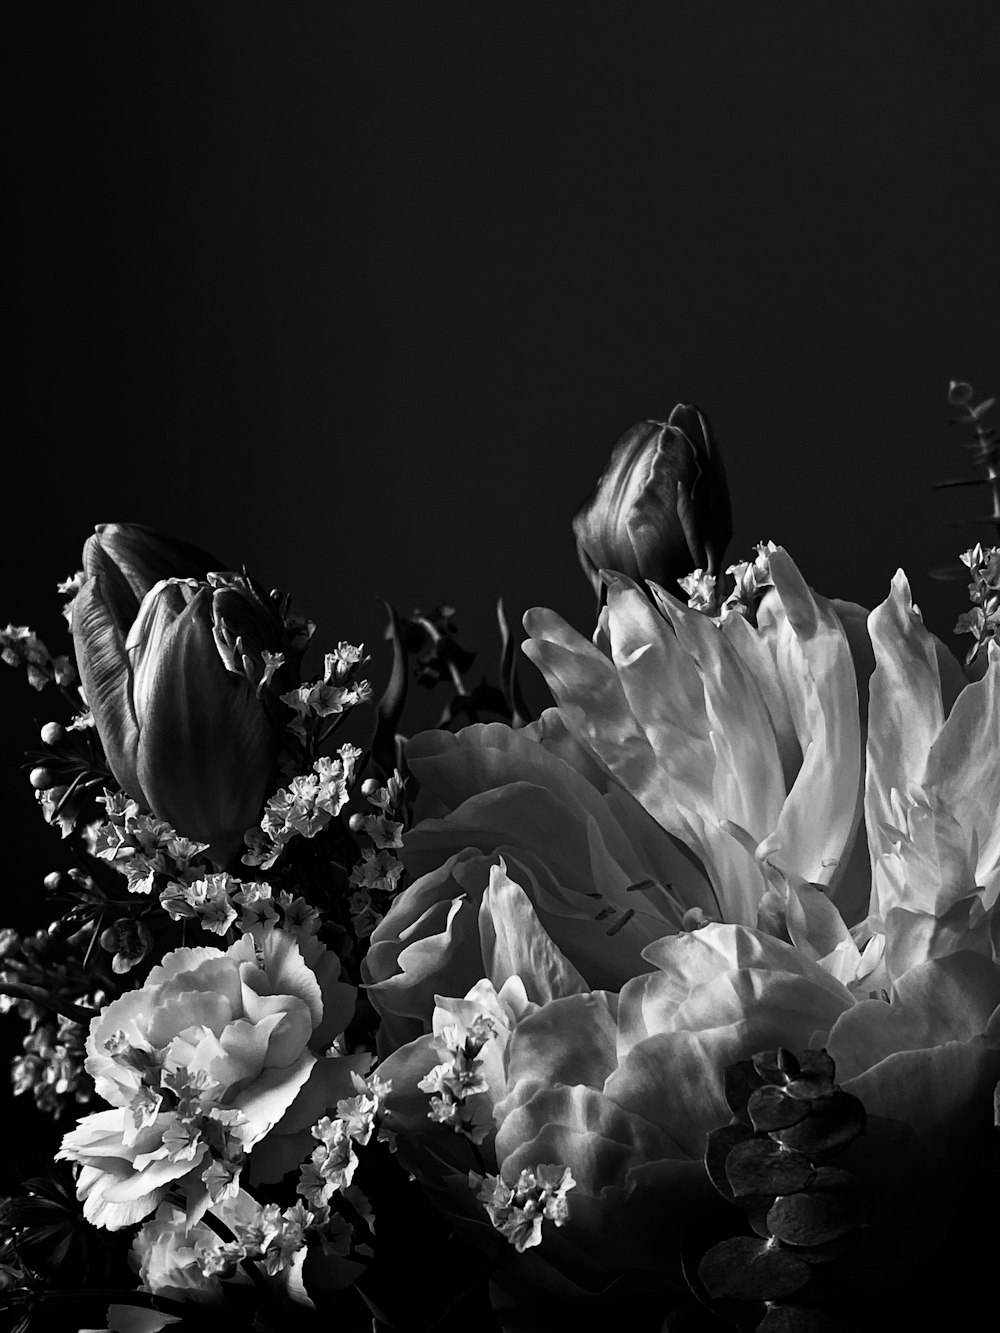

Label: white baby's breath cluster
[720,540,777,618]
[11,1010,92,1116]
[0,624,76,692]
[296,1070,391,1210]
[279,642,373,744]
[243,745,363,869]
[195,1197,348,1282]
[417,1013,496,1144]
[347,770,407,937]
[676,568,717,611]
[470,1165,576,1254]
[92,791,211,896]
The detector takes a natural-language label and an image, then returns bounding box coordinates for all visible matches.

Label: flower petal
[71,575,145,803]
[479,861,588,1004]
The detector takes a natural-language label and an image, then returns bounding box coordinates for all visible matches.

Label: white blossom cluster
[417,1014,496,1144]
[243,745,362,869]
[470,1165,576,1253]
[347,771,406,937]
[296,1070,391,1211]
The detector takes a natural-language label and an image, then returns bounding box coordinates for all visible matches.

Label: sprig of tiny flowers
[346,771,407,937]
[10,1009,94,1117]
[0,924,105,1116]
[677,542,777,619]
[243,744,363,870]
[279,643,374,751]
[296,1070,391,1211]
[90,791,318,969]
[417,1014,497,1145]
[0,624,76,694]
[721,541,777,619]
[197,1198,356,1285]
[468,1166,576,1254]
[954,542,1000,665]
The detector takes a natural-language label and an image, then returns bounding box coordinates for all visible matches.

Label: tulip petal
[85,522,219,607]
[72,575,145,803]
[132,588,277,863]
[755,550,863,889]
[921,645,1000,884]
[865,572,956,902]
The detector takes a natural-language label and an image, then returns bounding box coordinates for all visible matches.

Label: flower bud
[73,561,295,868]
[572,403,733,600]
[40,722,65,745]
[29,766,54,790]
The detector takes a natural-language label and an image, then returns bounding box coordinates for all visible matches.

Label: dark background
[4,1,998,1180]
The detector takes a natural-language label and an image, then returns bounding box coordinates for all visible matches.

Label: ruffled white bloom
[369,550,1000,1297]
[59,925,368,1229]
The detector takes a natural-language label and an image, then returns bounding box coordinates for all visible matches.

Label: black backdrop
[4,1,999,1184]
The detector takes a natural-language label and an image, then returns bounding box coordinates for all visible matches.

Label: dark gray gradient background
[3,4,998,1165]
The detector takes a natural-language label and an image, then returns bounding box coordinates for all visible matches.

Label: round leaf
[705,1122,754,1201]
[698,1236,811,1302]
[766,1168,869,1246]
[748,1085,810,1132]
[770,1091,866,1159]
[725,1139,816,1199]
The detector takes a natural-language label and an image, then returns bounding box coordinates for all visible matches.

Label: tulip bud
[73,559,295,868]
[80,521,221,639]
[40,721,65,745]
[572,403,733,601]
[29,766,54,790]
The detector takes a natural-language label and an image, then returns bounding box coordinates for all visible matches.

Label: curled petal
[71,576,145,803]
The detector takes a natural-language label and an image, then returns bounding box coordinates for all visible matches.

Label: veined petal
[71,576,145,804]
[521,608,660,801]
[134,590,277,863]
[866,571,954,898]
[756,550,862,888]
[642,577,785,842]
[921,644,1000,884]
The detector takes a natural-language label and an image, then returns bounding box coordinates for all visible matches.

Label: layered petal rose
[377,862,999,1297]
[59,925,365,1230]
[363,722,715,1052]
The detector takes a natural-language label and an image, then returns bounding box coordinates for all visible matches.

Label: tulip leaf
[766,1168,869,1246]
[769,1091,866,1159]
[725,1139,816,1199]
[372,600,409,781]
[698,1235,811,1302]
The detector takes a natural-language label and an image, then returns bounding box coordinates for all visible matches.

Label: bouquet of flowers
[1,385,997,1333]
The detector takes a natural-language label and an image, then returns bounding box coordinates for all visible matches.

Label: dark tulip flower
[572,403,733,600]
[73,543,294,866]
